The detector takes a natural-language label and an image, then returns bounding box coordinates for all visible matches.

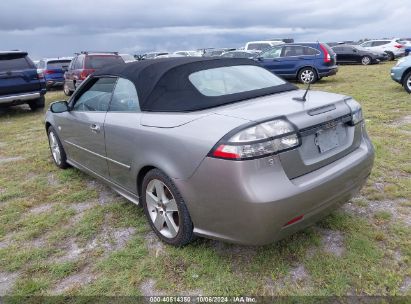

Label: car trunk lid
[213,89,361,179]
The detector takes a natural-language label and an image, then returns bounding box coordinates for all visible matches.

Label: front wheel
[361,56,372,65]
[403,72,411,94]
[47,126,69,169]
[298,68,317,84]
[142,169,194,246]
[386,52,394,61]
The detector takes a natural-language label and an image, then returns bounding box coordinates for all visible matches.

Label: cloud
[0,0,409,58]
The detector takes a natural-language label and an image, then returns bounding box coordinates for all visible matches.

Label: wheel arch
[401,67,411,83]
[137,165,157,197]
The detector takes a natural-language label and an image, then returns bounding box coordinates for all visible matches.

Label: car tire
[361,56,372,65]
[47,126,69,169]
[28,96,45,111]
[403,72,411,94]
[141,168,194,246]
[63,82,73,96]
[386,52,394,61]
[298,67,317,84]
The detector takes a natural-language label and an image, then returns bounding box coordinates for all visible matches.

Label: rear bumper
[175,131,374,245]
[318,66,338,77]
[0,91,43,105]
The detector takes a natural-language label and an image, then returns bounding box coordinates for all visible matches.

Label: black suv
[0,51,46,111]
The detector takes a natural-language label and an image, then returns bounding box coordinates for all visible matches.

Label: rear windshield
[0,54,32,71]
[189,65,286,97]
[85,56,124,69]
[47,60,71,69]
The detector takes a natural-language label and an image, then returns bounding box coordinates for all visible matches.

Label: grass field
[0,62,410,296]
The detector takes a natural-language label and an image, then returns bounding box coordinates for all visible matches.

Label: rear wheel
[386,52,394,61]
[361,56,372,65]
[63,82,73,96]
[142,169,194,246]
[298,67,317,84]
[47,126,69,169]
[403,72,411,93]
[28,96,45,111]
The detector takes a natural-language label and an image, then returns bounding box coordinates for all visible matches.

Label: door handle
[90,124,101,133]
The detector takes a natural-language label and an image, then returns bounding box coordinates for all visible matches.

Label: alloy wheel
[300,69,314,83]
[362,56,371,65]
[146,179,180,238]
[48,131,61,165]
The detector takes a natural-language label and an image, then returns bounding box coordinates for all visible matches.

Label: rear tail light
[319,44,331,63]
[394,44,404,49]
[210,119,300,160]
[44,69,56,75]
[80,69,95,80]
[344,98,363,125]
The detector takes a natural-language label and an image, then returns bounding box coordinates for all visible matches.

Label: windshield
[189,65,286,97]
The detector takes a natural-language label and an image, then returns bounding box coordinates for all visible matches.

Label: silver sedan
[45,58,374,246]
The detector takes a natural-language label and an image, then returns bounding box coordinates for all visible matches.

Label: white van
[244,41,284,52]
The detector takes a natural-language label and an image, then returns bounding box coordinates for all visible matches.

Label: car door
[55,76,117,178]
[345,46,358,62]
[257,46,283,76]
[104,78,142,193]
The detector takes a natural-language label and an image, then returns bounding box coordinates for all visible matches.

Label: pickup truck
[0,51,46,111]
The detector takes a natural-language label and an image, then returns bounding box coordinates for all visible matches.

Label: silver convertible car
[45,58,374,246]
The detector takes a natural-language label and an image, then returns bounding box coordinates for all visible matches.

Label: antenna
[292,82,311,102]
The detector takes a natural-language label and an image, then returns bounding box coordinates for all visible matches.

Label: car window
[0,54,31,71]
[261,47,282,59]
[189,65,286,97]
[303,46,320,55]
[109,78,140,112]
[247,43,270,51]
[47,60,71,69]
[72,77,117,112]
[85,56,124,69]
[361,41,372,47]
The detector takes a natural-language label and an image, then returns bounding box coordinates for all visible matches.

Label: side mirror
[50,100,69,113]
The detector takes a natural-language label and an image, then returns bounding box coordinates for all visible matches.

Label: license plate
[315,125,340,153]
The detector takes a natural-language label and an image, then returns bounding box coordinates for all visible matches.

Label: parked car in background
[332,45,387,65]
[203,48,236,57]
[391,56,411,93]
[399,40,411,56]
[360,39,405,61]
[45,57,374,246]
[0,51,46,111]
[142,52,169,60]
[256,42,338,83]
[37,57,72,89]
[173,51,202,57]
[244,40,284,52]
[120,54,136,63]
[63,51,124,96]
[220,50,258,59]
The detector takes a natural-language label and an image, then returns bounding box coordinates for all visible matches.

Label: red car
[63,51,124,96]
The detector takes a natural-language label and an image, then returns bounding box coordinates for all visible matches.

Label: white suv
[245,40,284,52]
[360,38,405,60]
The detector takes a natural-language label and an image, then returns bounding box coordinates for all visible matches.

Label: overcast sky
[0,0,409,59]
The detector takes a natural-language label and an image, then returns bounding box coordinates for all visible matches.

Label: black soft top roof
[93,57,297,112]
